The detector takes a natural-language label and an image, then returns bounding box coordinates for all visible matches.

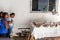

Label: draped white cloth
[31,25,60,39]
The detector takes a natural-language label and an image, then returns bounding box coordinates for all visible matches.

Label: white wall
[0,0,60,33]
[0,0,10,12]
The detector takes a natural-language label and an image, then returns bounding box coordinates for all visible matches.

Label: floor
[0,38,14,40]
[0,37,60,40]
[13,37,26,40]
[0,37,26,40]
[36,37,60,40]
[13,37,60,40]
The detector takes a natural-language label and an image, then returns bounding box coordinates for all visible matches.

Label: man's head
[0,11,3,18]
[10,13,15,18]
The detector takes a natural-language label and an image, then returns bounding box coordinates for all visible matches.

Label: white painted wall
[0,0,60,33]
[0,0,10,12]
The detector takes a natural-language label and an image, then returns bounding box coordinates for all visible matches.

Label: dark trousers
[6,29,12,38]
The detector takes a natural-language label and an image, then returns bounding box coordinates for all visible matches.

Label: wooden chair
[26,33,35,40]
[26,33,31,40]
[30,35,35,40]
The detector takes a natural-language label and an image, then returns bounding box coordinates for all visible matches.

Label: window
[32,0,56,12]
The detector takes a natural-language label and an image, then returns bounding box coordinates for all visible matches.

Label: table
[31,25,60,39]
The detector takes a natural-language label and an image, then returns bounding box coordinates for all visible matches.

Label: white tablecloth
[31,25,60,39]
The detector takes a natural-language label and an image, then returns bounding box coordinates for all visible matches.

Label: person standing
[7,13,15,38]
[0,12,3,37]
[0,12,9,37]
[0,12,3,27]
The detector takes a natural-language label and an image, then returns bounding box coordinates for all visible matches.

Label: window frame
[30,0,58,13]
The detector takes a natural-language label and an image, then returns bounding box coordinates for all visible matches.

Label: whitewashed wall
[0,0,60,33]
